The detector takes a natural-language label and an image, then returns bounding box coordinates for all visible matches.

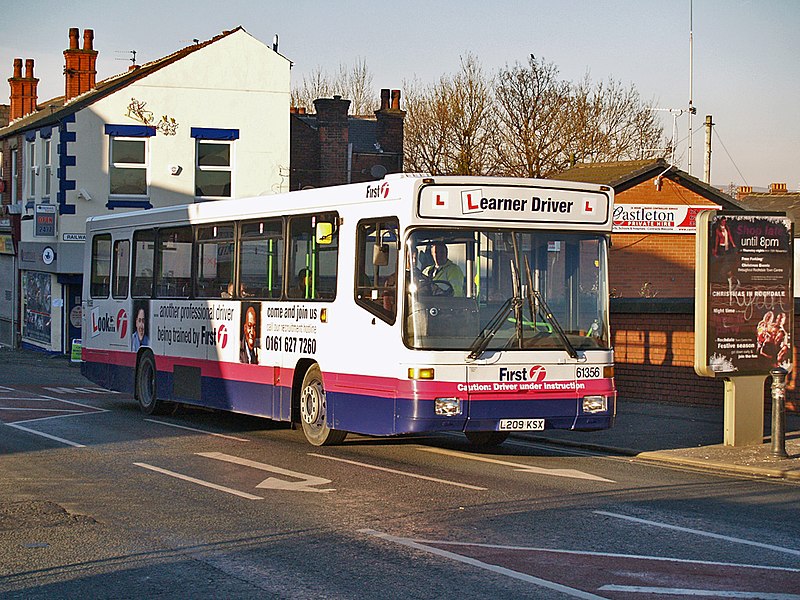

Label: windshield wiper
[531,290,579,359]
[467,297,522,360]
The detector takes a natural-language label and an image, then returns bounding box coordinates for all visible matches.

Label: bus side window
[90,234,112,298]
[195,224,234,298]
[354,218,399,323]
[132,229,155,298]
[287,213,339,301]
[155,226,192,298]
[112,239,130,299]
[240,218,284,299]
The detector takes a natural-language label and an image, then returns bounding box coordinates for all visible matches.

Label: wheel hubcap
[301,381,323,425]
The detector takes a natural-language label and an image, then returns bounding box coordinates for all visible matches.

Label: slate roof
[737,192,800,225]
[555,158,744,210]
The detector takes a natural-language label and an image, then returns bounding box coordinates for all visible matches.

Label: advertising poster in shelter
[704,213,793,375]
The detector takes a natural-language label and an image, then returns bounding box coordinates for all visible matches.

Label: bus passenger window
[112,239,130,298]
[240,219,283,299]
[90,234,112,298]
[195,224,234,298]
[287,213,339,301]
[155,226,192,298]
[354,218,399,322]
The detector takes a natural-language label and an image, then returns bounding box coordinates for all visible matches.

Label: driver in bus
[423,241,464,296]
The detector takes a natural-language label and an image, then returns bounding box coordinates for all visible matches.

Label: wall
[610,177,720,299]
[612,299,799,412]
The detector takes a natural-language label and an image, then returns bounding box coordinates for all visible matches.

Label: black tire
[135,352,172,415]
[299,365,347,446]
[465,431,510,447]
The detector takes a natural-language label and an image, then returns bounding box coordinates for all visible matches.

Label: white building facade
[1,26,290,353]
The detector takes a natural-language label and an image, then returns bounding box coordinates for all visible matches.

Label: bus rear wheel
[465,431,510,447]
[135,352,173,416]
[299,365,346,446]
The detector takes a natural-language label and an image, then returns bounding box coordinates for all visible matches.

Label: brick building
[553,159,776,409]
[290,89,404,190]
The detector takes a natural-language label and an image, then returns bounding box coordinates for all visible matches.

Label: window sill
[106,197,152,210]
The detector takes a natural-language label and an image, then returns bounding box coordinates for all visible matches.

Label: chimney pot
[737,185,752,198]
[12,58,22,79]
[24,59,34,78]
[770,183,787,194]
[380,88,390,110]
[298,107,306,115]
[83,29,94,51]
[391,89,401,110]
[69,27,79,49]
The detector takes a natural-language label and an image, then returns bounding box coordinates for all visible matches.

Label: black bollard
[770,367,788,459]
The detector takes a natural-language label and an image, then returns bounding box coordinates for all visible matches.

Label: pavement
[2,346,799,481]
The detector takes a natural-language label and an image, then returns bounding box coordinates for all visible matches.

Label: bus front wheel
[135,352,172,416]
[299,365,347,446]
[465,431,509,447]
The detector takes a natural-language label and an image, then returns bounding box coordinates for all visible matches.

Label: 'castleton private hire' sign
[695,211,794,377]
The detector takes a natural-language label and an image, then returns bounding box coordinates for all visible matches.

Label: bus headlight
[582,395,607,413]
[434,397,462,416]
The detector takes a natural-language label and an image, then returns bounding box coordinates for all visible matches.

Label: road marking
[197,452,335,493]
[420,447,616,483]
[406,539,800,572]
[42,386,119,395]
[0,385,16,392]
[359,529,609,600]
[595,511,800,558]
[134,462,263,500]
[598,585,800,599]
[5,423,85,448]
[309,453,487,490]
[0,407,84,412]
[144,419,250,442]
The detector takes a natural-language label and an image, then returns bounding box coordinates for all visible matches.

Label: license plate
[498,418,544,431]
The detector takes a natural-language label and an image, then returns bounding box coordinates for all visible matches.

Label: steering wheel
[430,278,454,297]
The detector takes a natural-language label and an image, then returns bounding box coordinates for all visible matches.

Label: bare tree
[291,59,376,115]
[403,54,498,175]
[494,55,573,178]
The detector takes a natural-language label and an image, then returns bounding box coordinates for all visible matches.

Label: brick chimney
[64,27,98,101]
[8,58,39,121]
[314,95,351,187]
[769,182,788,194]
[375,88,405,157]
[737,185,752,199]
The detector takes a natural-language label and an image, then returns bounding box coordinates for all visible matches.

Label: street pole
[770,367,788,458]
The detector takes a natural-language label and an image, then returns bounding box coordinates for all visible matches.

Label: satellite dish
[370,164,388,179]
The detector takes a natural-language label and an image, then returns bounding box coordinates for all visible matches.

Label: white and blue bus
[82,174,616,446]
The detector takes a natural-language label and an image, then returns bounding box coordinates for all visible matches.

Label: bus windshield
[404,229,610,353]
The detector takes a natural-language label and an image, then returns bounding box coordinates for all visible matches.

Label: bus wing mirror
[373,243,389,267]
[316,222,334,245]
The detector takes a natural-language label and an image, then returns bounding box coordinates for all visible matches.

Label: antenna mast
[687,0,695,176]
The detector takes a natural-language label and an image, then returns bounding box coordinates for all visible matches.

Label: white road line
[0,407,84,412]
[0,385,16,391]
[359,529,609,600]
[144,419,250,442]
[598,585,800,599]
[406,539,800,572]
[309,453,487,490]
[133,462,263,500]
[5,423,85,448]
[420,446,616,483]
[595,511,800,558]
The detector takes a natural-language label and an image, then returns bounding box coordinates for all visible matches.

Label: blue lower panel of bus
[83,359,613,435]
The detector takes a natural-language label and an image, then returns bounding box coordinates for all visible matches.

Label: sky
[1,0,797,191]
